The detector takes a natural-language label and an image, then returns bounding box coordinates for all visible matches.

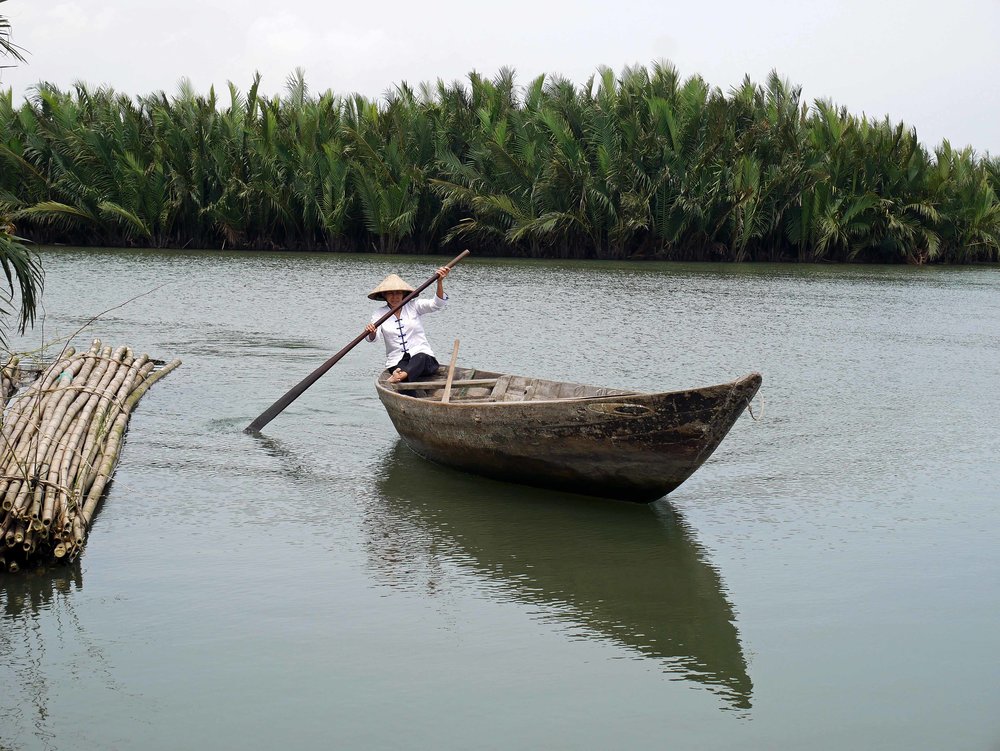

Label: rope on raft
[0,339,181,573]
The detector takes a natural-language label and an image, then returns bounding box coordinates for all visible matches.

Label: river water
[1,248,998,750]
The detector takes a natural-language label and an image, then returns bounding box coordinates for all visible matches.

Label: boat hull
[376,371,761,503]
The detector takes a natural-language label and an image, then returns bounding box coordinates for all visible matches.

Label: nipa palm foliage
[0,63,997,264]
[1,4,42,343]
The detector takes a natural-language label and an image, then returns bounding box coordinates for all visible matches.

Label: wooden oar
[244,250,470,433]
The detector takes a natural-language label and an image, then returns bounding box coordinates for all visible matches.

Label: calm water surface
[1,248,998,750]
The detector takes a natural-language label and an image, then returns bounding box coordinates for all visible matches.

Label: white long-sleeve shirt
[367,294,448,369]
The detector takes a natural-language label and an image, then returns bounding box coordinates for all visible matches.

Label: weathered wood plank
[424,388,495,402]
[441,340,460,404]
[502,376,529,401]
[530,379,564,401]
[556,382,589,399]
[393,378,498,391]
[490,376,511,402]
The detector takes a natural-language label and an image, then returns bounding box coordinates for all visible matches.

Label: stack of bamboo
[0,340,180,572]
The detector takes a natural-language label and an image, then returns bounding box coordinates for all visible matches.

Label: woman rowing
[365,266,450,384]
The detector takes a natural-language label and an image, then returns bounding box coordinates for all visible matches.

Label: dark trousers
[386,352,440,380]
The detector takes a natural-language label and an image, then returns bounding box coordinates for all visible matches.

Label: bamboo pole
[81,358,180,527]
[2,478,21,513]
[77,357,150,495]
[59,346,120,508]
[76,352,136,493]
[36,351,116,523]
[1,347,78,449]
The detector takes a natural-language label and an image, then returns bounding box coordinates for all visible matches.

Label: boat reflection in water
[366,442,753,710]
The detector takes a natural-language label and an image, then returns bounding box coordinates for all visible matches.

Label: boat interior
[380,367,638,404]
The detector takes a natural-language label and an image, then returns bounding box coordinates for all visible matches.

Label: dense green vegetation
[2,64,999,263]
[1,1,42,342]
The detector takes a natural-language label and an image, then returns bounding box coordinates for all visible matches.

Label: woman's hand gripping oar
[244,250,470,434]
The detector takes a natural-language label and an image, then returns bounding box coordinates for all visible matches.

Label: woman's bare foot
[387,368,409,384]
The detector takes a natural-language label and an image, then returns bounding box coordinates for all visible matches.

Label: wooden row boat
[375,366,762,502]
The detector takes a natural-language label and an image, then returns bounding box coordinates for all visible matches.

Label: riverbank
[16,241,1000,269]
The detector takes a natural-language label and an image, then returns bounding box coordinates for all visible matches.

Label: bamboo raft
[0,340,181,572]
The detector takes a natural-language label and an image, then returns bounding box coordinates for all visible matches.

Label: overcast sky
[1,0,998,155]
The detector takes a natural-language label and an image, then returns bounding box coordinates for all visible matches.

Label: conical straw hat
[368,273,415,300]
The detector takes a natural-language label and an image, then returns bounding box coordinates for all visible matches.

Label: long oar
[244,250,470,433]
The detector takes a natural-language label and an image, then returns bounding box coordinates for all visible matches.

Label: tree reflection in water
[0,562,86,750]
[364,441,753,711]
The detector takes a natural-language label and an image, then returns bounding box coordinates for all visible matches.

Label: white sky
[1,0,998,155]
